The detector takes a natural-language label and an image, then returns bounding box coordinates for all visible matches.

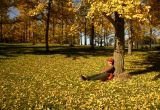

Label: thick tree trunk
[90,19,95,49]
[113,12,125,74]
[45,0,52,53]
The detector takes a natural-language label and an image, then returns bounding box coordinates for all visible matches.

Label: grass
[0,43,160,110]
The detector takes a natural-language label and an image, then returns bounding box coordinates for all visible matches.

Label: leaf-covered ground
[0,45,160,110]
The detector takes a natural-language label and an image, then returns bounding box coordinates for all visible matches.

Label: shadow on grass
[129,51,160,80]
[0,43,113,60]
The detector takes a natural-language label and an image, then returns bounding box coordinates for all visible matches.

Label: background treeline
[0,0,160,48]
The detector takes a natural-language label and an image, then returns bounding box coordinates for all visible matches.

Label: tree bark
[113,12,125,74]
[45,0,52,53]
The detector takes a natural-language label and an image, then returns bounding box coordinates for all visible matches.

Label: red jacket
[105,66,115,80]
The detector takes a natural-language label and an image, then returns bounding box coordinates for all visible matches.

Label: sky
[7,6,20,19]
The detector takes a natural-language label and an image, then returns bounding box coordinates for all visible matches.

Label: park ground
[0,43,160,110]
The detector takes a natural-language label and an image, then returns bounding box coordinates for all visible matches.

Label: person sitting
[81,58,115,81]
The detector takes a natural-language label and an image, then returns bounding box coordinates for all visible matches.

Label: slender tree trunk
[113,12,125,74]
[149,27,152,49]
[23,22,26,43]
[52,18,55,43]
[60,0,64,45]
[45,0,52,53]
[28,20,31,42]
[136,41,139,49]
[23,22,27,43]
[61,19,63,44]
[26,21,29,42]
[80,33,83,45]
[128,37,133,54]
[0,17,2,42]
[32,32,36,45]
[100,37,103,47]
[128,20,133,55]
[84,17,87,45]
[0,12,2,42]
[90,19,95,49]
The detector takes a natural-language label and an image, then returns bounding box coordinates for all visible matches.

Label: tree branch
[102,12,115,27]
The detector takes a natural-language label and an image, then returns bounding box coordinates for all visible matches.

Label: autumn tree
[0,0,10,42]
[87,0,150,74]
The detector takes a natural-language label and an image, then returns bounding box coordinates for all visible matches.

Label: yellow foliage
[28,3,47,16]
[87,0,151,22]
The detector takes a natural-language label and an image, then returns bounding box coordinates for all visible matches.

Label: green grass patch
[0,44,160,109]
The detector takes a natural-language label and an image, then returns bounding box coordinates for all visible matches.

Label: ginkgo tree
[87,0,151,74]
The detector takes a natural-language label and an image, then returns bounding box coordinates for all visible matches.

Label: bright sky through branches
[7,6,20,19]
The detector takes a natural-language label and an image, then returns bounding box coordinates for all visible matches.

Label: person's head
[107,58,114,65]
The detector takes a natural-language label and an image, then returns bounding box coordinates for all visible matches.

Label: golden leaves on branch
[87,0,151,22]
[28,3,47,16]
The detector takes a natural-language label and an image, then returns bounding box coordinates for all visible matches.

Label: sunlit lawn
[0,44,160,110]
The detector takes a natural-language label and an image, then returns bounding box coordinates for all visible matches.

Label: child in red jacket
[81,58,115,81]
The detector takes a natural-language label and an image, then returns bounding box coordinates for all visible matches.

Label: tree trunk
[128,20,133,55]
[52,18,55,43]
[100,37,103,47]
[0,18,2,42]
[28,20,31,42]
[80,33,83,45]
[32,32,36,45]
[61,19,63,44]
[45,0,52,53]
[113,12,125,74]
[84,17,87,45]
[136,41,139,49]
[0,13,3,42]
[61,0,64,45]
[23,22,26,43]
[149,27,152,49]
[90,19,95,49]
[25,21,28,42]
[128,37,132,55]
